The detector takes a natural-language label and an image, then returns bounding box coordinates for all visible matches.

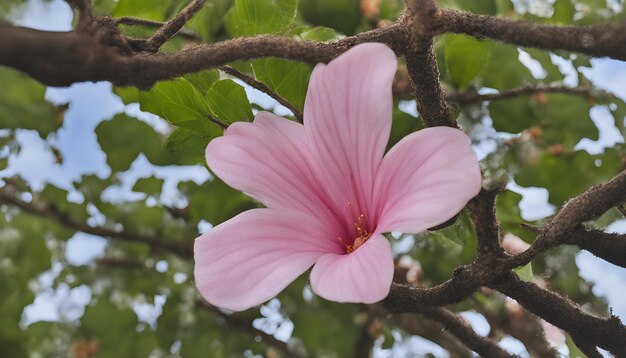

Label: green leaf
[565,335,585,358]
[444,34,495,89]
[95,114,174,172]
[489,96,539,133]
[206,79,254,123]
[482,44,534,89]
[442,0,501,15]
[113,0,171,21]
[180,177,256,225]
[80,299,158,357]
[429,212,474,246]
[0,68,61,137]
[251,59,312,110]
[496,190,536,242]
[186,0,233,41]
[551,0,575,24]
[132,177,164,196]
[225,0,297,36]
[381,326,395,349]
[41,184,89,222]
[387,107,423,151]
[515,263,534,281]
[535,94,598,148]
[113,86,140,105]
[299,0,361,34]
[140,78,217,135]
[298,26,343,41]
[412,213,477,285]
[184,69,220,95]
[524,48,564,83]
[515,149,621,205]
[165,127,211,163]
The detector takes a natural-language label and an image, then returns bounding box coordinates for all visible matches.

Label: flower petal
[310,234,393,303]
[304,43,397,220]
[194,208,342,311]
[374,127,482,233]
[205,111,334,224]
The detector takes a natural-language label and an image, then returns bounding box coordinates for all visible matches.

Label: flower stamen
[337,213,371,254]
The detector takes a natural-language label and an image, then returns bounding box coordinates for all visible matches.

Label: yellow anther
[337,213,372,254]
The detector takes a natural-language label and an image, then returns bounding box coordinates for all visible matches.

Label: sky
[2,0,626,356]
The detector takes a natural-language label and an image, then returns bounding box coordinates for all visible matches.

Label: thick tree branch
[3,4,625,91]
[142,0,205,52]
[467,188,507,259]
[438,9,626,61]
[490,273,626,356]
[220,65,304,122]
[384,262,492,308]
[564,228,626,268]
[403,0,456,128]
[0,21,405,88]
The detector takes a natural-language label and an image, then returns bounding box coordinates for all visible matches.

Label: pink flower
[194,43,481,311]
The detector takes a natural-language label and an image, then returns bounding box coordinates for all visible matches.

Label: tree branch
[0,21,405,88]
[66,0,94,30]
[564,228,626,268]
[390,313,474,357]
[507,169,626,267]
[220,65,304,122]
[394,305,517,357]
[384,262,492,308]
[471,295,557,357]
[403,0,456,128]
[142,0,205,52]
[467,188,507,259]
[114,17,201,41]
[490,272,626,356]
[438,9,626,61]
[0,187,192,258]
[446,84,616,105]
[207,114,230,129]
[199,301,306,358]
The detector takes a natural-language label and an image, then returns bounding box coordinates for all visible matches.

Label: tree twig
[142,0,206,52]
[507,169,626,268]
[392,305,518,357]
[0,187,192,258]
[199,301,307,358]
[66,0,94,30]
[446,85,616,105]
[471,295,557,357]
[207,114,230,129]
[114,17,201,41]
[219,65,304,122]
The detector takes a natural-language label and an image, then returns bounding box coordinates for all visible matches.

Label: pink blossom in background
[194,43,482,311]
[502,233,531,255]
